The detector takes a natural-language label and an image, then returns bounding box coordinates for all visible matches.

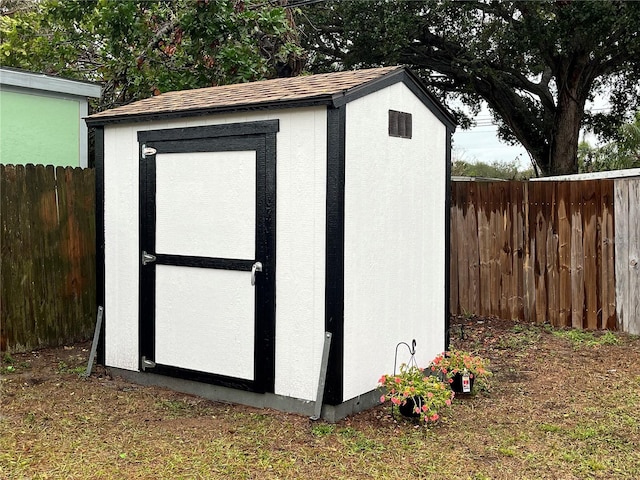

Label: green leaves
[300,0,640,175]
[1,0,304,111]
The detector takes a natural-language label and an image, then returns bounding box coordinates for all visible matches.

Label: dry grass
[2,317,640,479]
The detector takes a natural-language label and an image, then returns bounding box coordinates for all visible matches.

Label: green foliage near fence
[0,164,96,352]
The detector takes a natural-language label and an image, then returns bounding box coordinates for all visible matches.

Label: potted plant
[429,349,492,394]
[378,363,455,423]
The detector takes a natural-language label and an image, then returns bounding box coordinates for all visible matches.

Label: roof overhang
[0,67,102,99]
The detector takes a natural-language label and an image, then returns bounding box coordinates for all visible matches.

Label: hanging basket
[398,396,424,417]
[450,372,475,394]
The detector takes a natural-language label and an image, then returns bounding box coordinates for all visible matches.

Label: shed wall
[103,107,327,401]
[342,82,447,401]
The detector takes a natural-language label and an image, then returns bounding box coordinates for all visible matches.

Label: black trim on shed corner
[444,127,453,351]
[324,105,346,405]
[94,126,106,364]
[400,70,457,132]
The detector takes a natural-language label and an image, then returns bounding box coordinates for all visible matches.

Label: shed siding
[103,108,327,401]
[342,82,447,401]
[104,124,140,370]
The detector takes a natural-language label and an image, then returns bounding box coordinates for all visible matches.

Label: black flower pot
[398,396,424,417]
[450,373,475,394]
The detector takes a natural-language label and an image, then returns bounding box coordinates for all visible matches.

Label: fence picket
[627,179,640,334]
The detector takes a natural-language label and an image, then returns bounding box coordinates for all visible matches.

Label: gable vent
[389,110,412,139]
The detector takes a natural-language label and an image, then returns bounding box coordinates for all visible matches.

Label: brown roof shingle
[87,66,403,123]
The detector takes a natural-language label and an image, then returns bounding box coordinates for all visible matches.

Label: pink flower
[378,375,387,384]
[414,406,421,414]
[421,404,428,413]
[391,397,401,405]
[394,377,402,384]
[430,414,439,422]
[380,395,386,403]
[427,392,434,399]
[448,378,453,384]
[445,399,451,406]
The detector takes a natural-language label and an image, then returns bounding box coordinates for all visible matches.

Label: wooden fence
[0,164,96,352]
[450,178,640,333]
[2,166,638,351]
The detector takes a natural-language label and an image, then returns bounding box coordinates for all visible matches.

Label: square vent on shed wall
[388,110,412,139]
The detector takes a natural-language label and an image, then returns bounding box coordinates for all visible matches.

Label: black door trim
[138,120,278,393]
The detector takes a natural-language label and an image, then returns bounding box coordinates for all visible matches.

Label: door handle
[251,262,262,286]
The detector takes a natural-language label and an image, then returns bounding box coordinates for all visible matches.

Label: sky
[453,104,530,170]
[453,98,612,171]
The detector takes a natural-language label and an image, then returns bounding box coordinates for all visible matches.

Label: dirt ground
[2,316,640,479]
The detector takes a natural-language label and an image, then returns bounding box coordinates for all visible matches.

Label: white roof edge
[0,68,101,98]
[530,168,640,181]
[451,176,507,182]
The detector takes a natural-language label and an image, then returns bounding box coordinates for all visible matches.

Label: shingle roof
[87,66,403,123]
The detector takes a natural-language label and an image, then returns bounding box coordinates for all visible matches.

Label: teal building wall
[0,68,101,168]
[0,90,80,167]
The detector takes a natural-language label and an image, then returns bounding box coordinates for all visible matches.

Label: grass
[1,320,640,479]
[552,328,620,348]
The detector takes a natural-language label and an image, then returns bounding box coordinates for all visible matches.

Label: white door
[138,121,278,393]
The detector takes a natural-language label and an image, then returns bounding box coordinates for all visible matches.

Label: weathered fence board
[615,178,640,334]
[451,179,623,330]
[0,164,96,352]
[601,184,616,329]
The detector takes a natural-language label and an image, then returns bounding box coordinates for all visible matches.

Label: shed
[0,67,101,167]
[86,66,456,420]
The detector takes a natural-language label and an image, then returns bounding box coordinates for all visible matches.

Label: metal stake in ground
[84,306,104,377]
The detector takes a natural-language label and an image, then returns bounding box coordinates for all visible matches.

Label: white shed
[86,66,456,421]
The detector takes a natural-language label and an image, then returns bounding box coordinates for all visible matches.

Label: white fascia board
[531,168,640,181]
[0,68,101,98]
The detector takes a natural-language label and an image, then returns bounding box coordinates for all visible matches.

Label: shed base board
[108,368,381,422]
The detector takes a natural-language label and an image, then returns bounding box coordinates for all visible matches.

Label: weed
[553,329,620,348]
[156,399,194,417]
[337,426,358,438]
[498,446,516,457]
[599,331,619,346]
[56,361,85,375]
[586,458,607,471]
[569,425,600,440]
[2,352,14,365]
[311,423,335,437]
[349,437,384,454]
[497,326,541,350]
[473,474,491,480]
[539,423,561,433]
[0,352,17,374]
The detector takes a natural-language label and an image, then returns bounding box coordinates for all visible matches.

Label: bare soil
[2,317,639,479]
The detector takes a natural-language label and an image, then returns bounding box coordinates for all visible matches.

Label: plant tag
[462,371,471,393]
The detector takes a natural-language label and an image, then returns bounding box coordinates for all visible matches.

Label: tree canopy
[579,112,640,173]
[300,0,640,176]
[1,0,305,111]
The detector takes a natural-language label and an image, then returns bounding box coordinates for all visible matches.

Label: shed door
[138,121,277,393]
